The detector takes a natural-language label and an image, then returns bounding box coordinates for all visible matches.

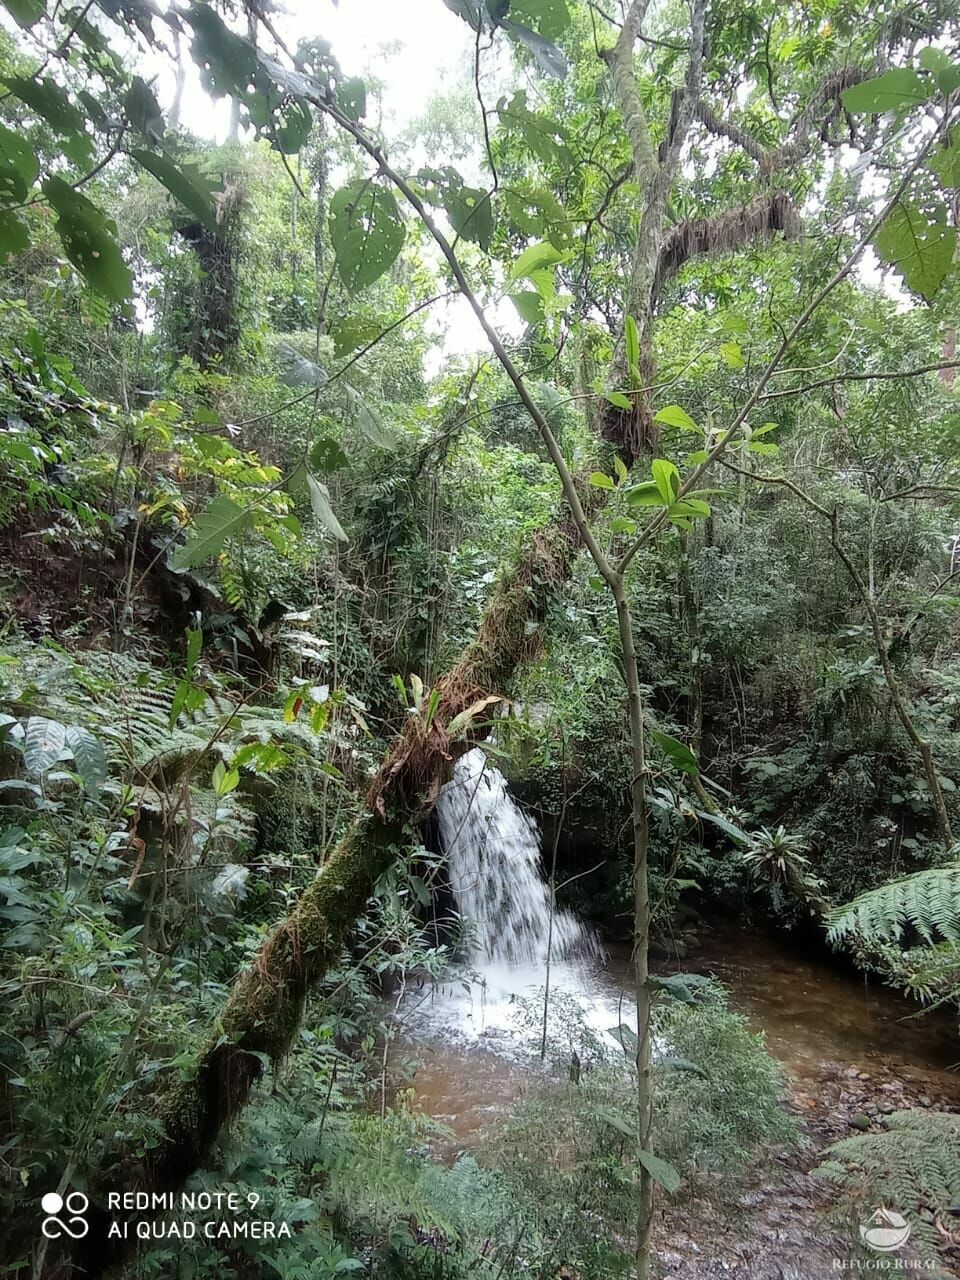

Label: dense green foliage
[2,0,960,1274]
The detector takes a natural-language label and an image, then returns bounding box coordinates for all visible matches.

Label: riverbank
[400,925,960,1276]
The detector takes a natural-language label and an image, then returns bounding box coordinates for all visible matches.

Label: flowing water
[394,750,960,1271]
[399,751,960,1125]
[400,748,623,1054]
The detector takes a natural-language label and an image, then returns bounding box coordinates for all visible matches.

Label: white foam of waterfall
[401,748,632,1056]
[438,748,599,966]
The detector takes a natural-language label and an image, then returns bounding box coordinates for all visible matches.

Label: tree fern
[826,861,960,946]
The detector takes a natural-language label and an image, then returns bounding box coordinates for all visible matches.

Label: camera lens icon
[41,1190,89,1239]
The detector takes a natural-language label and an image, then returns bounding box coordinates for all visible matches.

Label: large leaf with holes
[509,0,571,37]
[443,185,495,250]
[131,151,218,230]
[0,211,29,261]
[874,200,957,302]
[43,179,132,302]
[1,0,43,27]
[330,181,406,291]
[186,4,262,101]
[0,123,38,202]
[4,77,92,166]
[172,495,253,569]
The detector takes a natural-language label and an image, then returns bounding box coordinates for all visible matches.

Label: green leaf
[4,77,89,148]
[172,495,252,569]
[589,471,615,489]
[651,458,680,504]
[596,1106,637,1137]
[277,341,324,389]
[603,389,632,410]
[841,68,931,114]
[511,290,544,324]
[873,200,957,302]
[0,211,29,261]
[64,726,107,796]
[442,0,483,28]
[124,77,164,143]
[697,809,751,844]
[650,728,699,776]
[636,1148,681,1193]
[0,123,38,202]
[747,440,780,456]
[444,185,495,250]
[719,340,744,369]
[607,1023,639,1058]
[306,472,348,543]
[310,437,349,475]
[185,626,202,678]
[1,0,43,28]
[610,516,637,535]
[657,1056,707,1077]
[330,181,406,292]
[930,134,960,188]
[919,48,960,96]
[654,404,700,433]
[43,178,132,302]
[186,4,262,102]
[344,384,395,449]
[272,97,312,154]
[625,315,640,371]
[669,498,710,518]
[131,151,217,230]
[509,0,571,37]
[336,76,367,122]
[626,480,668,507]
[508,239,566,282]
[23,717,66,774]
[501,19,568,78]
[329,316,383,357]
[650,973,706,1005]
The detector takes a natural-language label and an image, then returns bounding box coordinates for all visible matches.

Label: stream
[394,750,960,1276]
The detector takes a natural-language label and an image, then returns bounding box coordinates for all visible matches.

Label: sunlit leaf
[874,200,957,302]
[842,68,930,114]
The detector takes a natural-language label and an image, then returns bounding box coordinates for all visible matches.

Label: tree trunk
[59,511,599,1279]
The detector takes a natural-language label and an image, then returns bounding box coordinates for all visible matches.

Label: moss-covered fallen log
[61,510,592,1279]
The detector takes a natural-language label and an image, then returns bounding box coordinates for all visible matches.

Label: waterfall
[436,748,599,966]
[394,746,627,1053]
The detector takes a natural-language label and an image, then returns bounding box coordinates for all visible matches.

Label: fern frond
[826,862,960,946]
[815,1110,960,1260]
